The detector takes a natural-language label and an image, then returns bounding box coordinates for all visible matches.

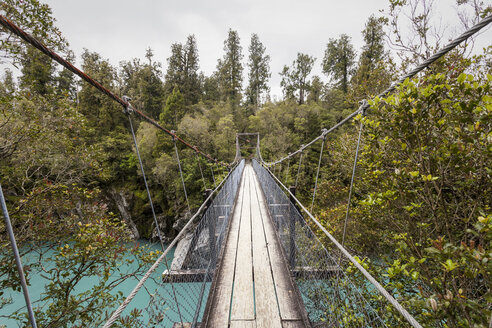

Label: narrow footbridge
[104,158,420,328]
[1,13,491,328]
[207,164,306,327]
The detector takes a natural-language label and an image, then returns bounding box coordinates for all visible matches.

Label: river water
[0,240,177,327]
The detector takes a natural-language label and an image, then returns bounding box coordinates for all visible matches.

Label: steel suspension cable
[341,108,365,247]
[125,111,184,327]
[284,155,291,184]
[211,164,216,189]
[196,152,207,191]
[295,147,304,189]
[311,129,328,212]
[0,184,38,328]
[263,14,492,166]
[0,15,228,168]
[173,136,190,212]
[256,133,264,163]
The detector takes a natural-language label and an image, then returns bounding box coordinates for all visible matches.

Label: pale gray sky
[13,1,492,97]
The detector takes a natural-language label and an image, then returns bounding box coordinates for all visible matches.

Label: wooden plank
[251,169,305,323]
[230,166,255,321]
[230,320,256,328]
[250,166,283,328]
[206,171,247,327]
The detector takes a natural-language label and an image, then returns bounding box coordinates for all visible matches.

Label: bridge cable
[0,14,228,168]
[259,161,423,328]
[124,107,184,326]
[196,152,207,191]
[341,102,367,247]
[0,184,38,328]
[284,155,291,185]
[173,134,190,212]
[264,14,492,166]
[310,129,328,213]
[211,164,217,189]
[294,147,304,189]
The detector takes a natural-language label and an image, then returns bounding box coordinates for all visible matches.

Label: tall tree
[139,48,165,118]
[164,35,201,104]
[357,15,387,80]
[160,87,185,129]
[279,65,296,101]
[182,35,201,104]
[120,49,165,118]
[322,34,356,93]
[217,29,243,103]
[351,16,391,98]
[280,52,315,104]
[164,43,184,93]
[78,50,122,133]
[19,45,55,96]
[246,33,270,110]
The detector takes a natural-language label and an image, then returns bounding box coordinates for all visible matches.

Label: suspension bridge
[1,13,491,328]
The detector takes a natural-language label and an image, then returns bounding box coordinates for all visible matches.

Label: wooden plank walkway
[205,164,307,328]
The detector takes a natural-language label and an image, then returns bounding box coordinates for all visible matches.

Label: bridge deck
[205,164,306,328]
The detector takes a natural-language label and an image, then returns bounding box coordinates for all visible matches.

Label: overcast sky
[20,0,492,98]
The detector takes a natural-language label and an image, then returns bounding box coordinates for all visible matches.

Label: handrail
[102,159,244,327]
[254,159,423,328]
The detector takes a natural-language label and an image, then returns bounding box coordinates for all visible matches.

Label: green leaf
[441,259,458,272]
[457,73,466,84]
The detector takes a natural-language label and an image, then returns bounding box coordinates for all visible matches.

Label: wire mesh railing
[252,159,420,328]
[143,159,244,327]
[101,160,244,328]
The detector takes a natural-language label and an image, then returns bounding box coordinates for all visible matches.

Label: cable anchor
[358,99,369,116]
[122,96,134,115]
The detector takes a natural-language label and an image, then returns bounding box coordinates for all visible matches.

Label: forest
[0,0,491,327]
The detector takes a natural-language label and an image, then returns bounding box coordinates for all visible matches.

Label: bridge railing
[252,159,421,327]
[144,159,244,327]
[103,159,244,328]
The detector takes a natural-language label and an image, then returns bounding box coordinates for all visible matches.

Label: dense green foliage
[344,71,490,326]
[0,0,490,326]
